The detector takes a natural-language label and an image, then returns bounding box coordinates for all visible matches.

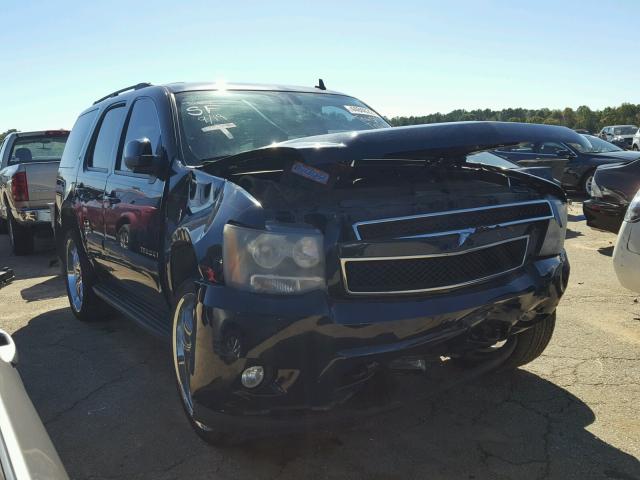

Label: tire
[454,312,556,370]
[0,217,7,234]
[7,211,34,255]
[633,145,639,151]
[63,229,106,321]
[171,279,243,447]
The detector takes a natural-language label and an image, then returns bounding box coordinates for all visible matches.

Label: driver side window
[118,98,162,172]
[536,142,565,155]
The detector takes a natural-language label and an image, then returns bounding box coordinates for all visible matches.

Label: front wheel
[171,280,244,447]
[63,230,106,321]
[454,312,556,370]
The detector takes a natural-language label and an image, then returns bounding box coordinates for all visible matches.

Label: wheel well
[169,242,199,298]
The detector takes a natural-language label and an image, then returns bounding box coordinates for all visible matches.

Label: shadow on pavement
[598,246,615,257]
[20,275,66,302]
[12,307,640,480]
[565,228,584,239]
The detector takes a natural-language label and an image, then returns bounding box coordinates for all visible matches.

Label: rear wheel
[454,312,556,370]
[7,211,34,255]
[63,229,106,321]
[633,144,639,151]
[172,279,243,447]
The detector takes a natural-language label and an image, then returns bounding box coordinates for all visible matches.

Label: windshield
[613,126,637,135]
[8,133,68,164]
[568,135,622,153]
[176,91,389,164]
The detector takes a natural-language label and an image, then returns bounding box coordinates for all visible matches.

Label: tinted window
[569,135,622,153]
[89,106,126,170]
[613,126,638,135]
[9,133,68,164]
[496,142,535,153]
[60,110,98,168]
[537,142,565,155]
[119,98,162,172]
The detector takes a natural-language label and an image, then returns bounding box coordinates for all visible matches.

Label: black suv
[55,82,576,445]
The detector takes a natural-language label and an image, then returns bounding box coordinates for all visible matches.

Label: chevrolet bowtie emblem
[457,228,476,247]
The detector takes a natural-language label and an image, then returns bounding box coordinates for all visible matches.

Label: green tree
[0,129,17,144]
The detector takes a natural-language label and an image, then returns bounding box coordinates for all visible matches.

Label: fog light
[241,366,264,388]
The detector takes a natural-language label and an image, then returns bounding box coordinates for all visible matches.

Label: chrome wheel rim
[173,293,195,415]
[66,239,83,312]
[585,175,594,196]
[118,226,129,249]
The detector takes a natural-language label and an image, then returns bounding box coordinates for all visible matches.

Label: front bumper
[187,253,569,433]
[583,199,625,233]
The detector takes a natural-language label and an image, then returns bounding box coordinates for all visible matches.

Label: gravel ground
[1,201,639,480]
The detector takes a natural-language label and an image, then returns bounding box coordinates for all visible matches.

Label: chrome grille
[353,200,553,241]
[341,236,529,295]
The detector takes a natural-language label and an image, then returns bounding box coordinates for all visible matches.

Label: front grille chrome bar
[340,235,530,296]
[352,200,554,241]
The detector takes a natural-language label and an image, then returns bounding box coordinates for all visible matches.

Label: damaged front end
[179,122,575,432]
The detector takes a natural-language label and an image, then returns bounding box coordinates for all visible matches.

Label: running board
[93,283,171,339]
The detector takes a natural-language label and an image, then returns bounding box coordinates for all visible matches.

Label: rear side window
[89,105,126,170]
[118,98,162,172]
[8,133,68,164]
[59,110,99,168]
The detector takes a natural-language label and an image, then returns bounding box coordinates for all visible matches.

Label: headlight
[624,189,640,223]
[539,199,568,256]
[223,224,325,294]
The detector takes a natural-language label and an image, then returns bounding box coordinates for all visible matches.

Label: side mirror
[124,138,158,175]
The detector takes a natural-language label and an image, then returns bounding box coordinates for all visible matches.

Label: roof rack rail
[93,82,152,105]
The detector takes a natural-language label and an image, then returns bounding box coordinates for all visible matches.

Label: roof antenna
[315,78,326,90]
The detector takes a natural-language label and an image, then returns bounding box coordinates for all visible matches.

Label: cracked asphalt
[1,201,639,480]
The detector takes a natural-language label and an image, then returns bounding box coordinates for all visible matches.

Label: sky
[0,0,638,132]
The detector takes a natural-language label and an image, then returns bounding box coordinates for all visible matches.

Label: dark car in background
[494,134,640,195]
[583,159,640,233]
[55,82,577,445]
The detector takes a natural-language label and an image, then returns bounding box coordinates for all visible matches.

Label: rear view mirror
[124,138,157,174]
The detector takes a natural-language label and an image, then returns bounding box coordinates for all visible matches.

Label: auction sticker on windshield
[344,105,378,116]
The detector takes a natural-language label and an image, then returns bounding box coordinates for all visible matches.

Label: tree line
[388,103,640,133]
[2,103,639,142]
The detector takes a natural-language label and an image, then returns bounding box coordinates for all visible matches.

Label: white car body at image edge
[613,189,640,293]
[0,330,68,480]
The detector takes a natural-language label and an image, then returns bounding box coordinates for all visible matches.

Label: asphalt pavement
[1,202,639,480]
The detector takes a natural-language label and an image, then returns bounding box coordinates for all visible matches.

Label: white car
[633,129,640,151]
[0,330,68,480]
[613,189,640,292]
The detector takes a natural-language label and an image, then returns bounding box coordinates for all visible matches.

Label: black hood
[591,150,640,163]
[208,122,590,172]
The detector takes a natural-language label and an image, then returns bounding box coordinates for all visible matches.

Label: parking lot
[1,201,639,480]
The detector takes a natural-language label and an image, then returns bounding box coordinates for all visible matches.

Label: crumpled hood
[208,122,590,174]
[274,121,590,160]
